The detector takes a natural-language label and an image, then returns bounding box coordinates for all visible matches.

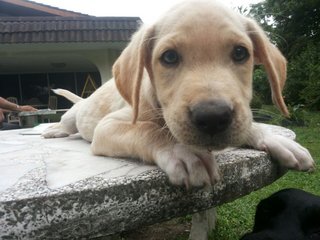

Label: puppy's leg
[154,144,220,187]
[42,103,79,138]
[246,123,315,171]
[91,108,220,187]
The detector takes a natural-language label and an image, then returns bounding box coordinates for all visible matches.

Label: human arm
[0,108,4,122]
[0,97,37,112]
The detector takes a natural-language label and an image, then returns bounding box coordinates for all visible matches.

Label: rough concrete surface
[0,124,292,239]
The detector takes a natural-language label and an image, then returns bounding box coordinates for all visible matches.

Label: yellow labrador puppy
[43,0,314,187]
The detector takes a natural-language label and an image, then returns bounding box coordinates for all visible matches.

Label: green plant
[284,104,308,126]
[252,67,272,105]
[250,92,263,109]
[250,0,320,110]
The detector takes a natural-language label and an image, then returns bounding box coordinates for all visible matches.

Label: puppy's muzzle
[190,100,233,136]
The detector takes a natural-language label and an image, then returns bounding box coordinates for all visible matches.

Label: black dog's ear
[301,206,320,238]
[253,195,285,232]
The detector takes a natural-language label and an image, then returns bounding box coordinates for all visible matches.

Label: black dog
[241,188,320,240]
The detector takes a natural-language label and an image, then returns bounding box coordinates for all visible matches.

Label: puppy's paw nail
[307,165,316,173]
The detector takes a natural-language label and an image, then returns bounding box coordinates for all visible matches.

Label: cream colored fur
[52,89,82,103]
[43,0,314,187]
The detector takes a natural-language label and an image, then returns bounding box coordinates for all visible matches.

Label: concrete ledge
[0,124,292,239]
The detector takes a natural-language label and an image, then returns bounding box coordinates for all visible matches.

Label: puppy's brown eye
[160,50,180,66]
[232,46,249,63]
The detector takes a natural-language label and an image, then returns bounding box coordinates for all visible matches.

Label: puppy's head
[113,0,288,150]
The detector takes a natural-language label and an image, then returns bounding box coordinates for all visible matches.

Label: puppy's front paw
[260,135,315,172]
[42,123,69,138]
[155,144,220,187]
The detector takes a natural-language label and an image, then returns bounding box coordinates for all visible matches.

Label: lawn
[212,109,320,239]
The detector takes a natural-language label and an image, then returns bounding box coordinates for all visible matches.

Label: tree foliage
[250,0,320,110]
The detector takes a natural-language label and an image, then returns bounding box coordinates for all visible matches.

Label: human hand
[19,105,37,112]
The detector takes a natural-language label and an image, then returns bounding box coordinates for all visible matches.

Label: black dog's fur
[241,188,320,240]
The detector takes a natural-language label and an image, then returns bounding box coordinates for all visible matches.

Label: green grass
[211,108,320,239]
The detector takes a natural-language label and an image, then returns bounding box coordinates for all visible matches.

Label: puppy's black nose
[190,100,233,135]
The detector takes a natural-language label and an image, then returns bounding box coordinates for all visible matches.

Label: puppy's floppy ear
[113,25,154,123]
[246,19,289,117]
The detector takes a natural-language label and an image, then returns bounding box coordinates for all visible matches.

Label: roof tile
[0,16,142,43]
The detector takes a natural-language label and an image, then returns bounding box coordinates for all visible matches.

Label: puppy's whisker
[138,108,163,120]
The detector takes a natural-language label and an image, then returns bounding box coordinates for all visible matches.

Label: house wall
[85,48,122,84]
[0,42,124,108]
